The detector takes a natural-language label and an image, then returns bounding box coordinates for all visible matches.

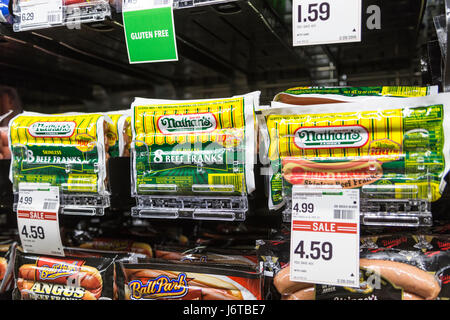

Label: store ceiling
[0,0,431,111]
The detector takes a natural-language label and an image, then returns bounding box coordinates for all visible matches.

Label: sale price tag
[16,183,64,256]
[292,0,361,46]
[290,186,360,287]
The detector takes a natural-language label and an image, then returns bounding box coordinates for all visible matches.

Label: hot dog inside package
[257,233,450,300]
[117,260,263,300]
[0,241,18,297]
[260,93,450,225]
[130,92,259,221]
[8,112,112,214]
[105,110,132,158]
[13,250,117,300]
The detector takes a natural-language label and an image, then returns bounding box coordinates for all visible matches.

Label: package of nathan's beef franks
[260,93,450,211]
[8,112,112,195]
[131,92,259,197]
[118,260,263,300]
[257,233,450,300]
[13,250,117,300]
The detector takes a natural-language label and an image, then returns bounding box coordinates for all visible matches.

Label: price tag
[18,0,62,27]
[16,183,64,256]
[292,0,361,46]
[290,186,359,287]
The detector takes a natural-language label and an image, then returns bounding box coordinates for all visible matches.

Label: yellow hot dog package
[273,86,438,105]
[260,93,450,211]
[8,112,110,195]
[131,92,259,196]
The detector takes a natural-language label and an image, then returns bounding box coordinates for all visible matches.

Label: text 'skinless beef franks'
[131,92,259,196]
[260,93,450,211]
[13,251,116,300]
[8,112,111,195]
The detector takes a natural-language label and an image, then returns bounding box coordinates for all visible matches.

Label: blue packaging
[0,0,13,24]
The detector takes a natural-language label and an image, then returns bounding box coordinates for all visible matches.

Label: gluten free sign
[123,2,178,63]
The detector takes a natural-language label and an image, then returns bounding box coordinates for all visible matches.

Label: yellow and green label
[9,113,106,193]
[132,97,250,195]
[281,86,435,98]
[265,104,446,207]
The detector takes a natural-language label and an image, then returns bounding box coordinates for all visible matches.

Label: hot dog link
[18,264,103,297]
[275,260,441,300]
[359,258,440,300]
[0,257,7,281]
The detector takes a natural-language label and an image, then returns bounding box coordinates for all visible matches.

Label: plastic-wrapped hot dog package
[273,86,438,106]
[257,234,450,300]
[117,260,263,300]
[62,246,149,300]
[119,112,132,157]
[13,250,117,300]
[154,245,258,269]
[260,93,450,212]
[0,110,13,160]
[0,241,17,296]
[8,112,111,195]
[131,92,259,197]
[0,127,10,159]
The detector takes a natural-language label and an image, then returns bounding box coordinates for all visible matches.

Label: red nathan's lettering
[312,222,336,232]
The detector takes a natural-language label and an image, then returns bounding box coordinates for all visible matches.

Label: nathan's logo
[28,121,76,138]
[128,273,188,300]
[157,113,217,134]
[38,262,80,280]
[294,125,369,149]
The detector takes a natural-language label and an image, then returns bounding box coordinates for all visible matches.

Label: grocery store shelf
[0,0,430,111]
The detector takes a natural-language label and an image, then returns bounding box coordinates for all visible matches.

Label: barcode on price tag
[16,183,64,257]
[290,186,360,287]
[43,201,58,210]
[333,209,356,219]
